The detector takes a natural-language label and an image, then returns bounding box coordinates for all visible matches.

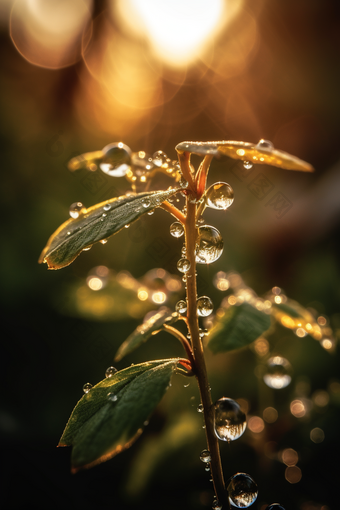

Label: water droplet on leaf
[69,202,85,219]
[205,182,234,210]
[200,449,211,463]
[227,473,258,508]
[107,393,118,402]
[263,356,292,389]
[196,226,223,264]
[256,139,274,151]
[243,161,253,170]
[142,199,151,208]
[175,300,187,314]
[103,203,111,211]
[197,404,204,413]
[197,296,213,317]
[100,142,132,177]
[105,366,117,378]
[170,221,184,238]
[177,258,191,273]
[214,397,246,441]
[83,383,92,394]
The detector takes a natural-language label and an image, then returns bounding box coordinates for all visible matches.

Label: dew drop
[170,221,184,238]
[212,501,222,510]
[175,300,187,314]
[107,393,118,402]
[197,296,213,317]
[148,210,154,215]
[105,366,117,378]
[205,464,210,472]
[69,202,85,219]
[200,449,211,463]
[177,258,191,273]
[83,383,92,394]
[227,473,258,508]
[152,150,168,167]
[103,203,111,211]
[256,139,274,151]
[213,397,246,441]
[100,142,132,177]
[263,356,292,389]
[83,245,92,251]
[265,505,285,510]
[100,239,108,244]
[197,404,204,413]
[196,226,223,264]
[142,199,151,208]
[180,178,189,188]
[205,182,234,210]
[243,161,253,170]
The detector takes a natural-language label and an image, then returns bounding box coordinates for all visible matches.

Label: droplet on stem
[100,142,132,177]
[196,226,223,264]
[263,356,292,389]
[69,202,86,219]
[213,397,246,441]
[175,300,187,314]
[170,221,184,238]
[205,182,234,210]
[227,473,258,508]
[83,383,92,394]
[200,449,211,463]
[197,296,214,317]
[177,258,191,273]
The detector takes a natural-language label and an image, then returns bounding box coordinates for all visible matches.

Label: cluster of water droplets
[227,473,258,508]
[213,397,247,442]
[263,356,292,389]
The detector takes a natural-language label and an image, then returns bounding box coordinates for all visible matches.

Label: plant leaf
[39,189,178,270]
[59,359,180,472]
[175,140,314,172]
[208,302,271,353]
[115,308,180,362]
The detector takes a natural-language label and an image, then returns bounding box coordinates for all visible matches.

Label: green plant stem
[184,198,226,506]
[163,324,195,369]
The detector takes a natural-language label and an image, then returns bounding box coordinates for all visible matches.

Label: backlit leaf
[59,359,180,472]
[39,188,178,270]
[115,308,179,362]
[175,140,314,172]
[208,302,271,353]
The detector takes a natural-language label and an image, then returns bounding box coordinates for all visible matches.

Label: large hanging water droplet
[196,226,223,264]
[175,300,187,314]
[265,505,285,510]
[100,142,132,177]
[83,383,92,394]
[152,150,168,167]
[205,182,234,210]
[69,202,86,219]
[170,221,184,238]
[200,449,211,463]
[227,473,258,508]
[256,139,274,151]
[243,161,253,170]
[197,296,213,317]
[263,356,292,389]
[177,258,191,273]
[213,397,246,441]
[105,366,117,378]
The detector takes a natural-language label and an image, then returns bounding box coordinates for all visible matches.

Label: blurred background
[1,0,340,509]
